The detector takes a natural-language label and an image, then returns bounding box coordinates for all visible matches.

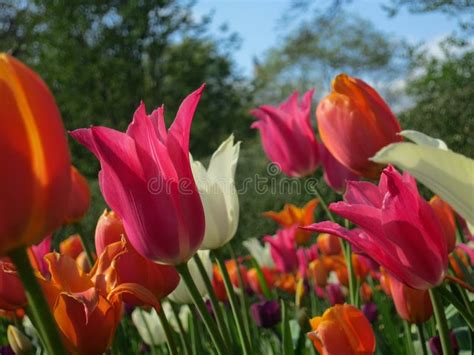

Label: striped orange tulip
[390,276,433,324]
[317,73,402,179]
[308,304,376,354]
[0,54,70,255]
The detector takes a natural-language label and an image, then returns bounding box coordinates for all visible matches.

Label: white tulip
[243,238,275,268]
[192,135,241,250]
[372,130,474,224]
[131,302,191,346]
[167,250,213,304]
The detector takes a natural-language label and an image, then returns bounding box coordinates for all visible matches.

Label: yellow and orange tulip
[0,54,71,255]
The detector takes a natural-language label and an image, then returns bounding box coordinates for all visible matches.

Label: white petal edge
[399,130,449,150]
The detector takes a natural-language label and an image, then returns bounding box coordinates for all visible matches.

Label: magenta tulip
[263,227,299,273]
[71,86,206,265]
[304,165,448,290]
[251,90,320,177]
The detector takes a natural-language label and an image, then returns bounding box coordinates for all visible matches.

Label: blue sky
[193,0,459,76]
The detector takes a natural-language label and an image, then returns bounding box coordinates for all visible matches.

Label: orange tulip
[317,73,402,179]
[309,259,329,287]
[449,247,470,280]
[39,248,172,354]
[360,282,373,303]
[264,199,319,244]
[225,260,248,289]
[308,304,376,355]
[274,273,297,294]
[352,254,370,281]
[91,238,179,306]
[64,166,91,224]
[0,259,26,310]
[247,267,274,295]
[379,269,392,297]
[0,54,71,255]
[430,196,457,253]
[59,234,84,260]
[95,210,125,256]
[212,265,228,301]
[390,276,433,324]
[317,233,341,255]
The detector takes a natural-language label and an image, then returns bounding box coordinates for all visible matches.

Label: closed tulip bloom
[192,135,240,250]
[250,300,281,328]
[247,267,274,295]
[449,247,470,280]
[308,259,328,288]
[64,166,91,224]
[264,199,318,245]
[308,304,376,355]
[0,260,26,310]
[429,332,459,355]
[317,233,341,256]
[95,210,126,256]
[319,142,358,193]
[212,265,228,302]
[7,325,32,355]
[263,227,299,273]
[317,73,402,179]
[326,284,345,306]
[71,86,205,265]
[430,195,457,253]
[390,276,432,324]
[251,90,320,177]
[304,165,448,289]
[168,250,212,304]
[0,54,71,255]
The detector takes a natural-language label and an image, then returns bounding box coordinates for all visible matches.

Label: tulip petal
[399,130,448,150]
[372,142,474,224]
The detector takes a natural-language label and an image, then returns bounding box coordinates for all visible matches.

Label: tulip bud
[308,259,328,287]
[7,326,32,354]
[95,210,125,256]
[64,166,90,224]
[362,302,378,323]
[250,300,281,328]
[317,233,341,255]
[0,54,71,255]
[390,276,433,324]
[428,332,459,355]
[317,73,402,178]
[326,284,345,306]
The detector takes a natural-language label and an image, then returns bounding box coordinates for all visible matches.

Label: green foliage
[400,49,474,157]
[0,0,251,177]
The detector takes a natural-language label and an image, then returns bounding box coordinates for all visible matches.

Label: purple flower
[362,302,378,323]
[250,300,281,328]
[428,332,459,355]
[326,284,345,306]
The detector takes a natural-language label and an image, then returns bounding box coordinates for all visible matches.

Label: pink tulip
[71,86,206,265]
[319,142,358,193]
[251,90,320,177]
[304,165,448,290]
[263,227,299,273]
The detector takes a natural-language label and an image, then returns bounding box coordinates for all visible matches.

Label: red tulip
[317,73,402,179]
[0,259,26,310]
[305,165,448,290]
[71,87,205,265]
[247,267,274,295]
[251,90,320,177]
[95,209,125,256]
[319,142,358,193]
[0,54,71,255]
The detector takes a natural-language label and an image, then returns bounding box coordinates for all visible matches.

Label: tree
[0,0,252,176]
[252,10,405,104]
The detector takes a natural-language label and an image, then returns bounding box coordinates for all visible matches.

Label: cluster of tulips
[0,52,473,355]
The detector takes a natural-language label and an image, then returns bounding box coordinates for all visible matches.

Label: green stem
[403,320,415,355]
[437,285,474,330]
[176,262,227,354]
[416,323,428,355]
[250,257,273,299]
[214,251,252,355]
[156,305,178,355]
[192,253,232,349]
[228,245,253,351]
[189,306,200,355]
[139,310,158,355]
[9,247,67,355]
[429,287,454,355]
[281,300,295,355]
[74,222,95,266]
[310,184,335,222]
[169,302,191,355]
